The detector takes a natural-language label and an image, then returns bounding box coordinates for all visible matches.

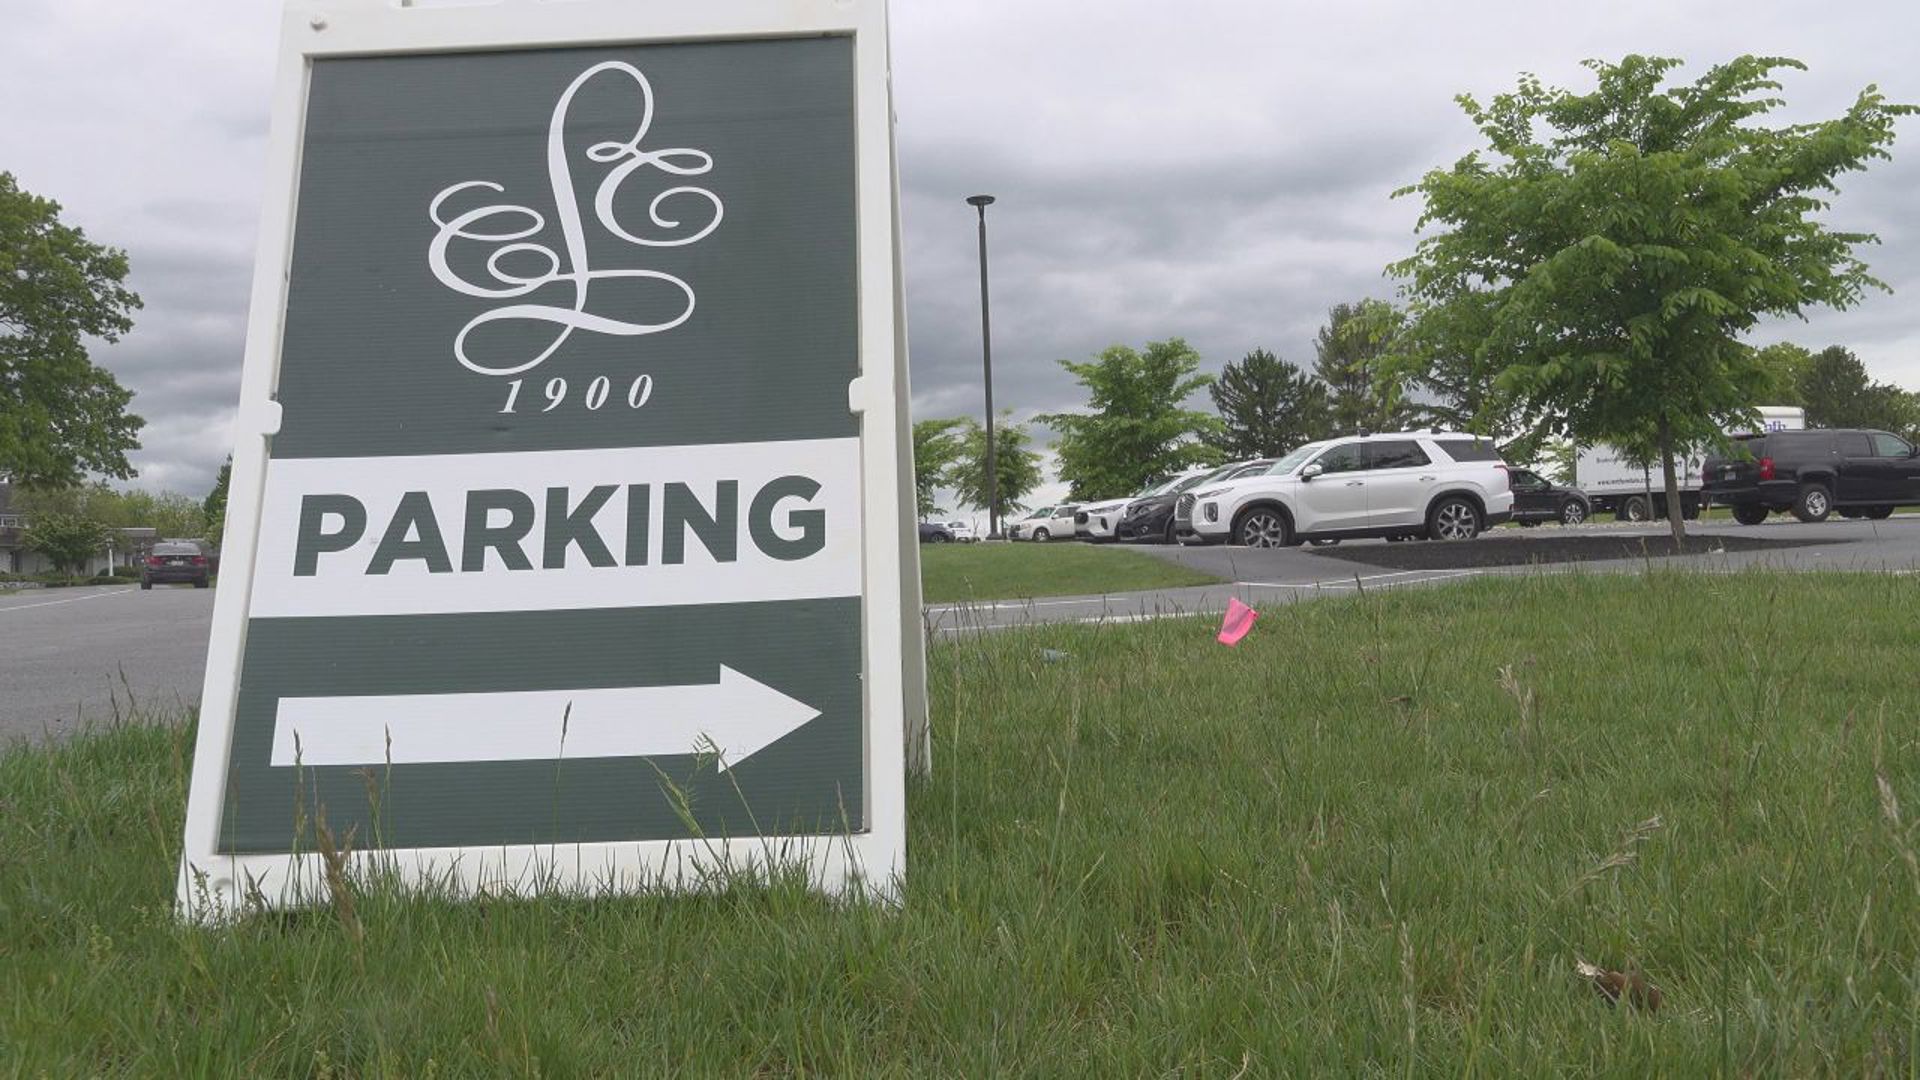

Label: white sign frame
[179,0,911,919]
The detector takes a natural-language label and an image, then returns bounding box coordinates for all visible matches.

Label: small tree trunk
[1657,416,1686,546]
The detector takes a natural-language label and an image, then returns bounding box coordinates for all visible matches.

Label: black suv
[1702,428,1918,524]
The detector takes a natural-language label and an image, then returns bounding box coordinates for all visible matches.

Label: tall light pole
[966,194,1001,539]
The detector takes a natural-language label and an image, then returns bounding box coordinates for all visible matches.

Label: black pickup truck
[1702,428,1918,524]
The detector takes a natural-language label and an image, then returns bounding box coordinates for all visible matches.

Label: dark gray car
[142,542,210,589]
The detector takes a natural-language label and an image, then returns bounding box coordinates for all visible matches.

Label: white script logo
[427,62,724,377]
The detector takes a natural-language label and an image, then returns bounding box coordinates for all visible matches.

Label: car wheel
[1233,507,1292,548]
[1033,528,1050,542]
[1428,497,1482,541]
[141,580,152,590]
[1163,518,1178,545]
[1620,495,1651,523]
[1791,483,1832,523]
[1559,499,1588,526]
[1732,504,1769,526]
[194,578,209,588]
[932,532,952,543]
[1866,505,1895,520]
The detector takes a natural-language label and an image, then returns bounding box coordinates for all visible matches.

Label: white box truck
[1575,406,1805,521]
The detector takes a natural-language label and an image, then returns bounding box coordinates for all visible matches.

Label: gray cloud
[3,0,1915,504]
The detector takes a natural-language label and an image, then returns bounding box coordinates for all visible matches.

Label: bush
[25,571,121,588]
[111,566,140,579]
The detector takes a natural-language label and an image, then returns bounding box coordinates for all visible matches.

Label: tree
[1798,346,1918,433]
[910,420,964,518]
[22,512,110,579]
[1752,342,1814,407]
[1038,339,1218,501]
[1538,438,1578,485]
[1388,55,1914,542]
[1203,348,1332,459]
[203,456,232,543]
[1313,301,1420,436]
[13,481,207,546]
[0,172,145,488]
[948,414,1043,523]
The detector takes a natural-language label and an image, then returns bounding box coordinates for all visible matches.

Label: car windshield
[1267,443,1326,475]
[1133,478,1174,498]
[1024,508,1050,519]
[1191,461,1260,489]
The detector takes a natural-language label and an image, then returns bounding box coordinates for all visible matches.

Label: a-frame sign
[180,0,921,917]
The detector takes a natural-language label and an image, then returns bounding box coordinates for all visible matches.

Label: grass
[4,572,1920,1074]
[919,539,1221,603]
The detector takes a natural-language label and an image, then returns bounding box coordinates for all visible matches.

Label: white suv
[1177,432,1513,547]
[1007,505,1078,542]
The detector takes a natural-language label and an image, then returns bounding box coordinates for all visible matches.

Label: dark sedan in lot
[1508,468,1593,526]
[142,542,210,589]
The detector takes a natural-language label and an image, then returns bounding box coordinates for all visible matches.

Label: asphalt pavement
[1,583,215,746]
[9,515,1920,746]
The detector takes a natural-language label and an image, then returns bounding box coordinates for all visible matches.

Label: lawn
[919,539,1222,603]
[4,573,1919,1074]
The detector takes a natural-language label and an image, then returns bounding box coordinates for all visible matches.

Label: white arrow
[270,665,820,771]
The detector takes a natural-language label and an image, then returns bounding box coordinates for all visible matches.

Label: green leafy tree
[1038,339,1218,501]
[1314,301,1421,436]
[1388,55,1914,542]
[1752,342,1814,407]
[948,414,1043,524]
[1538,439,1578,485]
[14,481,203,535]
[1798,346,1918,433]
[1203,348,1333,459]
[22,512,111,579]
[0,172,145,488]
[203,456,231,542]
[132,491,207,540]
[910,420,964,518]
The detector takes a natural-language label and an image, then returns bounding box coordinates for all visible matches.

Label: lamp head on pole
[966,194,996,210]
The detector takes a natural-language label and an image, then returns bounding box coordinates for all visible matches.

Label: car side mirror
[1300,463,1323,481]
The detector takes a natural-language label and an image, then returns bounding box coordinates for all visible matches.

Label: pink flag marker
[1217,597,1259,646]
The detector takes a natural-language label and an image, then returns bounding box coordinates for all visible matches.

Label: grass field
[919,539,1221,603]
[4,572,1919,1074]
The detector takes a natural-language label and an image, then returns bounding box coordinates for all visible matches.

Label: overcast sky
[4,0,1916,509]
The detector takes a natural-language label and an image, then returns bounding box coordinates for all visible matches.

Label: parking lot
[925,515,1920,632]
[8,515,1920,742]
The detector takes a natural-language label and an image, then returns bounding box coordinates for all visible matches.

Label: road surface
[8,516,1920,745]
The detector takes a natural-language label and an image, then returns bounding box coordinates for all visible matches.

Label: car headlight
[1203,503,1219,523]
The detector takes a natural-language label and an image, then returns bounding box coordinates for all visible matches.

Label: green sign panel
[181,1,915,917]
